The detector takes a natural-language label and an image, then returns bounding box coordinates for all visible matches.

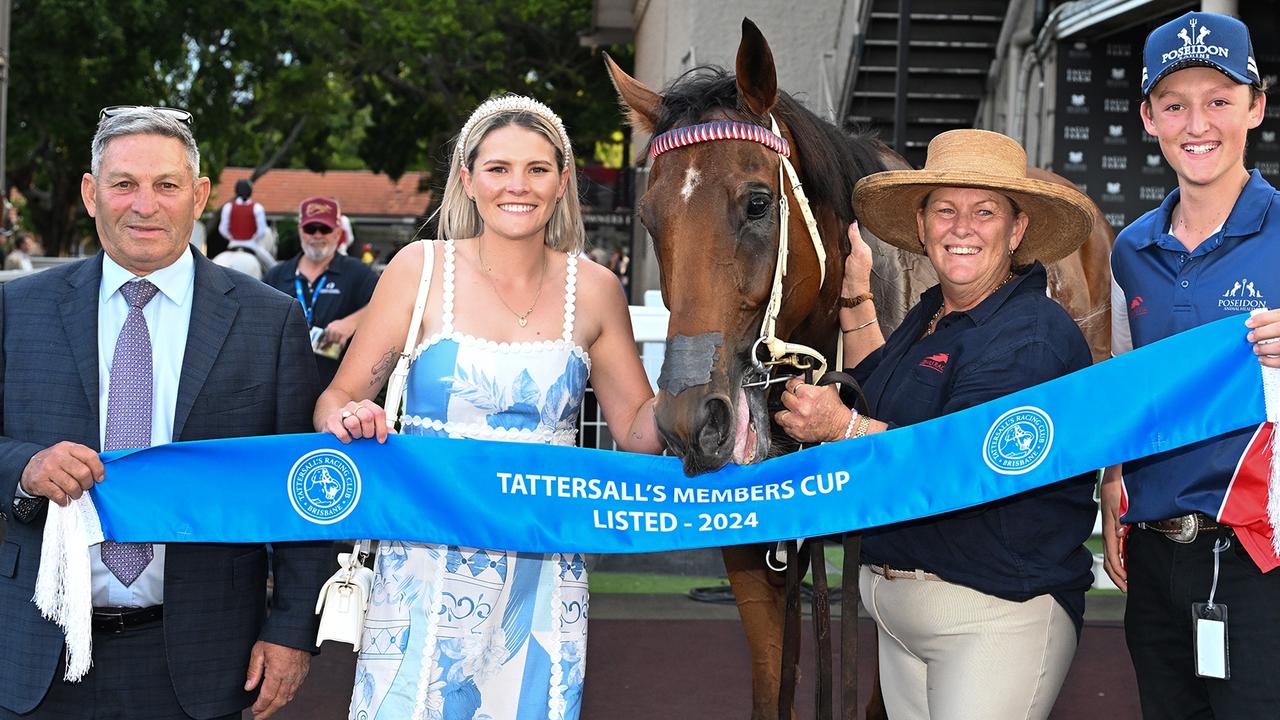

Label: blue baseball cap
[1141,12,1260,96]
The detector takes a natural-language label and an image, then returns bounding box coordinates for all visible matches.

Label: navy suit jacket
[0,250,331,718]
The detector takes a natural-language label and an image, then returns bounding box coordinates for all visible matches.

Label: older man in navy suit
[0,107,330,719]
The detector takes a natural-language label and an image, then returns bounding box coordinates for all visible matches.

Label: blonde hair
[437,95,584,253]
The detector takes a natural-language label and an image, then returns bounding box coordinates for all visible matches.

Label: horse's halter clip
[649,116,833,388]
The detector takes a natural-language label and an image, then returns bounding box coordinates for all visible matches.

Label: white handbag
[314,541,374,648]
[314,241,435,649]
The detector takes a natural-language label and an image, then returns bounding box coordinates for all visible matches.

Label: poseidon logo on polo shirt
[1219,277,1267,310]
[983,406,1054,475]
[288,449,362,524]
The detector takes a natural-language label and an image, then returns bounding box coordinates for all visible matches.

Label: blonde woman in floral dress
[315,96,664,720]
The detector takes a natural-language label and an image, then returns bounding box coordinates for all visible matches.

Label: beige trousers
[859,566,1077,720]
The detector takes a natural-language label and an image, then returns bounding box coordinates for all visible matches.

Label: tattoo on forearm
[371,347,398,388]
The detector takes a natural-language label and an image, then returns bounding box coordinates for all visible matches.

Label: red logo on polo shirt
[1129,295,1148,317]
[920,352,949,373]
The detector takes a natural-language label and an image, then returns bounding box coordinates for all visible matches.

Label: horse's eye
[746,195,771,220]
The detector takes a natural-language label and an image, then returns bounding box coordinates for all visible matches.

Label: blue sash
[93,313,1271,553]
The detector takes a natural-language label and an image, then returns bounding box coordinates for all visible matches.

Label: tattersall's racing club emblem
[288,449,362,524]
[983,406,1054,475]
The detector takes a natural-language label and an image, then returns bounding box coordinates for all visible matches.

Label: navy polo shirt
[1110,170,1280,530]
[854,262,1097,631]
[264,253,378,387]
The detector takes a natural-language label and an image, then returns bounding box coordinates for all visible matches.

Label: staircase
[844,0,1009,168]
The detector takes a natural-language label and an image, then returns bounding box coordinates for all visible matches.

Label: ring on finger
[341,409,353,419]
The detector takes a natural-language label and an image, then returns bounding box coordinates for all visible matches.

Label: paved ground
[279,591,1140,719]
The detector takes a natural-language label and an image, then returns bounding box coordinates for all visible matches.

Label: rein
[650,117,833,381]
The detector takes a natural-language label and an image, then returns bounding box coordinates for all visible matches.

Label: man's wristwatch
[12,496,43,522]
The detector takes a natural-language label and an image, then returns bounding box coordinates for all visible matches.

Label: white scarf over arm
[32,494,104,681]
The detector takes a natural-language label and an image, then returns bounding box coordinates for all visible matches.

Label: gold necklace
[478,241,547,327]
[924,271,1016,337]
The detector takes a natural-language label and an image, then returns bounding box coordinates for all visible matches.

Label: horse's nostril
[696,394,733,457]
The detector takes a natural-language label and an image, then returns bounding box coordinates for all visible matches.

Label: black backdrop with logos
[1054,7,1280,232]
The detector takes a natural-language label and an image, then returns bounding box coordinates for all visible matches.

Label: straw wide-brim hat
[853,129,1096,266]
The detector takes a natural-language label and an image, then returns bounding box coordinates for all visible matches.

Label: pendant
[518,316,528,327]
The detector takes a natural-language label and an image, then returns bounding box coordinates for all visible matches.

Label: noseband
[650,118,832,382]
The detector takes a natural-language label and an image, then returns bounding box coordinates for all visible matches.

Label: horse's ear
[735,18,778,118]
[605,52,660,134]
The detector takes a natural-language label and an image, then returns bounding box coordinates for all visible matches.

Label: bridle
[650,115,862,720]
[649,117,833,387]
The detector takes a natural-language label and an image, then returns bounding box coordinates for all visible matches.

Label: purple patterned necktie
[100,279,160,587]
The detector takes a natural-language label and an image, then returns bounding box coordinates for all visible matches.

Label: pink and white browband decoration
[649,120,791,160]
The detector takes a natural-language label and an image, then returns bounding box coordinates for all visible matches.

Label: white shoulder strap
[383,240,435,427]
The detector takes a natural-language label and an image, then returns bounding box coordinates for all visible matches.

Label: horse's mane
[648,66,888,229]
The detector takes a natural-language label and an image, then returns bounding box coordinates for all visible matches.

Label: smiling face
[81,133,210,275]
[1142,66,1264,191]
[916,187,1027,302]
[461,124,567,244]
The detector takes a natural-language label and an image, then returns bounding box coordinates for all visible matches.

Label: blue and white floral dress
[350,240,591,720]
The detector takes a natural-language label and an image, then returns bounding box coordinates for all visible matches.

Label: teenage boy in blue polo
[1102,11,1280,718]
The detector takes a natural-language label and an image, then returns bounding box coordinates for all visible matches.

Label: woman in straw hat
[315,95,663,720]
[777,129,1098,718]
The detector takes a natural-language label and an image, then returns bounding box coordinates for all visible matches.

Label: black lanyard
[294,273,328,328]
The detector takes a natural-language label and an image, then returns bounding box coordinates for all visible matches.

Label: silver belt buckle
[1170,514,1199,543]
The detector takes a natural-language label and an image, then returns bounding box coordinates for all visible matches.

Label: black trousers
[1125,527,1280,719]
[0,619,241,720]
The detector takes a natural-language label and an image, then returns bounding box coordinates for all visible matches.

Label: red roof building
[209,167,432,220]
[206,167,433,259]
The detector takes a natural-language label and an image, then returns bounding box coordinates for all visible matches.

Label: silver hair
[90,108,200,178]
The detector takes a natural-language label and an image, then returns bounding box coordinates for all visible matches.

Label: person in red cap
[262,197,377,387]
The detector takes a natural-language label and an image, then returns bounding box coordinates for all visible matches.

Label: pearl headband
[455,94,573,170]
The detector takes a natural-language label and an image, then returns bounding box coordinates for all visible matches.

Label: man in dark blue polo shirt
[1102,12,1280,718]
[264,197,378,389]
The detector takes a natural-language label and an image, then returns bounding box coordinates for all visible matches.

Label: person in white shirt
[213,178,275,277]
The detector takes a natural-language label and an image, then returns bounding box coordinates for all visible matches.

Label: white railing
[577,291,670,451]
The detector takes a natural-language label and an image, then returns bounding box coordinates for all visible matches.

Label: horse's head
[608,20,884,474]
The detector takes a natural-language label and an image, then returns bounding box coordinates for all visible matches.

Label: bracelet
[841,318,877,334]
[854,414,872,439]
[842,409,859,440]
[839,291,874,308]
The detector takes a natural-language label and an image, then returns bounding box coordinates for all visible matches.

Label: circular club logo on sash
[288,449,361,524]
[983,406,1054,475]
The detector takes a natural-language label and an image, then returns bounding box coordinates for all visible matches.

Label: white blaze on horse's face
[680,164,701,203]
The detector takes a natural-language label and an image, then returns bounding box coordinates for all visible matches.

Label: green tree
[341,0,631,180]
[8,0,365,253]
[7,0,631,252]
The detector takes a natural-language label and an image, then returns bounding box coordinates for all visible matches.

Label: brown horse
[607,19,1114,720]
[608,20,891,720]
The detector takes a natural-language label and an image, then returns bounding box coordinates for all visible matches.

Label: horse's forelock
[650,66,889,238]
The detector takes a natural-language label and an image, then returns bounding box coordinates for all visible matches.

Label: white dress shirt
[91,249,194,607]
